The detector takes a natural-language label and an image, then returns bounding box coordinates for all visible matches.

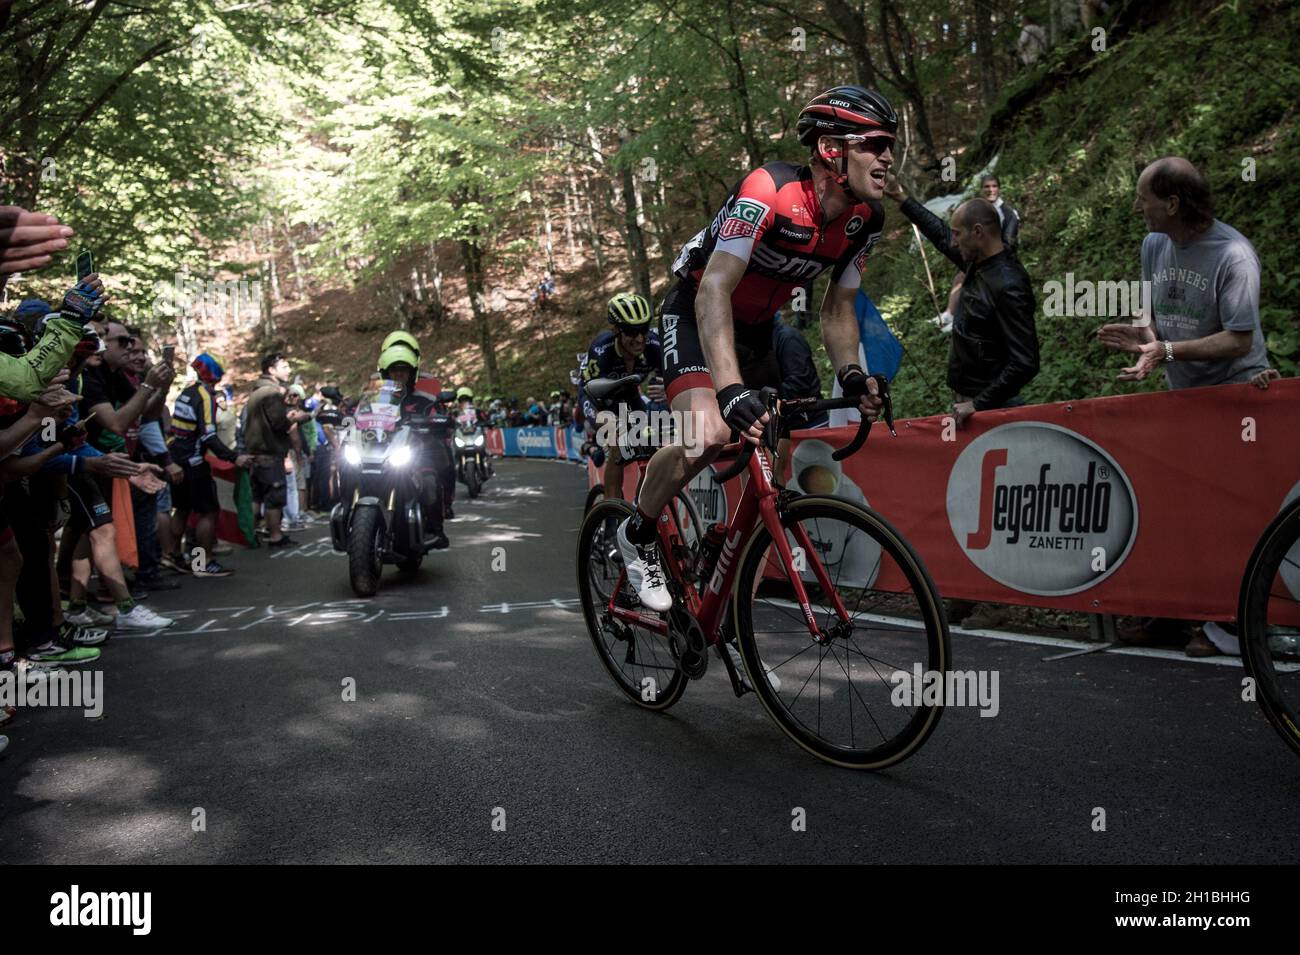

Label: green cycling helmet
[456,386,474,401]
[607,292,652,329]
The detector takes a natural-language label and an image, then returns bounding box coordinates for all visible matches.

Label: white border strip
[763,598,1300,671]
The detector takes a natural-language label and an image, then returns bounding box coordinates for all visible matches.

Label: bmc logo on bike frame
[708,527,747,595]
[945,422,1138,596]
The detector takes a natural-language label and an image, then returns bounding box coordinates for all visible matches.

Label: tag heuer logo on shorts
[719,198,770,240]
[844,215,864,236]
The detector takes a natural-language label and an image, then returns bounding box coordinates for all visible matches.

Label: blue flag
[855,290,903,381]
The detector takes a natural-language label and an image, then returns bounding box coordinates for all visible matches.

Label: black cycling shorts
[250,458,288,509]
[659,280,780,403]
[67,473,114,534]
[172,460,220,515]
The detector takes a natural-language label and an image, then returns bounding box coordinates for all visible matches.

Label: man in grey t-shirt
[1098,156,1276,658]
[1099,156,1270,389]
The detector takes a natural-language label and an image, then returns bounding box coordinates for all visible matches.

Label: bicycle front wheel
[733,495,949,769]
[1239,497,1300,758]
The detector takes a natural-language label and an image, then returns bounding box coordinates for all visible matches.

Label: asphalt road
[2,457,1297,864]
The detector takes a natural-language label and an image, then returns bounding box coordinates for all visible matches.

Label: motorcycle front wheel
[348,506,384,597]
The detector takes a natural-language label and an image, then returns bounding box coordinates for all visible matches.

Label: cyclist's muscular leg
[616,387,727,612]
[596,411,625,501]
[633,386,729,523]
[603,453,625,501]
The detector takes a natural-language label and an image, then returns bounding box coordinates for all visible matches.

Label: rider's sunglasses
[840,133,895,156]
[618,326,648,339]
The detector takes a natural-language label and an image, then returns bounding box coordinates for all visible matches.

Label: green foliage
[867,0,1300,414]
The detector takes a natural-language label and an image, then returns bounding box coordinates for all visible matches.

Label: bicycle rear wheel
[733,496,948,769]
[1239,497,1300,758]
[577,499,688,710]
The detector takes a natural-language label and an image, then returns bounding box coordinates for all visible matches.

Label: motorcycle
[321,381,455,596]
[453,407,493,498]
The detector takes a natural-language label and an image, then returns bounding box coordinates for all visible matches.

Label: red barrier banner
[796,380,1299,622]
[587,380,1300,623]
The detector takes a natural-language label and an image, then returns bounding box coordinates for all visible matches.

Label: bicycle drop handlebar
[710,374,895,484]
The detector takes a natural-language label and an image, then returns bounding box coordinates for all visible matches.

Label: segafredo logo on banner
[946,422,1138,596]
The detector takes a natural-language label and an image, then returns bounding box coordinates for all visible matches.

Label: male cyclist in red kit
[615,85,894,612]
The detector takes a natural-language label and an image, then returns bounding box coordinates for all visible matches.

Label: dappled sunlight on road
[17,750,163,804]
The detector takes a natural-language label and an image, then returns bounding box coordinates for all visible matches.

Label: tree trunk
[973,0,998,106]
[618,142,652,300]
[261,261,275,339]
[724,0,764,168]
[460,234,499,392]
[563,167,579,262]
[877,0,940,170]
[428,244,444,326]
[582,176,605,273]
[823,0,878,87]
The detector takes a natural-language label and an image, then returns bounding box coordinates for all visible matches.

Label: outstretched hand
[1097,322,1147,354]
[881,173,906,203]
[1117,341,1163,381]
[0,207,74,276]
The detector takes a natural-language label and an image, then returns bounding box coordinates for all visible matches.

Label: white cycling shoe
[616,518,673,612]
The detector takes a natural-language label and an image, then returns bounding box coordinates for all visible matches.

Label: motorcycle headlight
[389,444,413,467]
[454,435,466,448]
[343,443,361,467]
[474,434,485,447]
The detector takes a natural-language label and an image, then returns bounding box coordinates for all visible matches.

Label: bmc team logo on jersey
[946,422,1138,596]
[719,198,770,240]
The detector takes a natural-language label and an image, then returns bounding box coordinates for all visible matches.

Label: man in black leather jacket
[884,174,1039,428]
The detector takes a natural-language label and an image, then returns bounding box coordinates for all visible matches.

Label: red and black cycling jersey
[671,161,885,323]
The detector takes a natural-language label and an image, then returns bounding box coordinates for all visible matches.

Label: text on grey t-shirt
[1140,219,1269,389]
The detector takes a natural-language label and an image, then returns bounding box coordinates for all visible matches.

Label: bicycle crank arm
[667,607,709,680]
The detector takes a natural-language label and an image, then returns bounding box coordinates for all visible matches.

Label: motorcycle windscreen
[355,380,402,433]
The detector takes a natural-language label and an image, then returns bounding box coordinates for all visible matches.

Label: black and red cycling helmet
[796,85,898,148]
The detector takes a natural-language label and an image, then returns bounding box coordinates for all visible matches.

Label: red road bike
[577,379,949,769]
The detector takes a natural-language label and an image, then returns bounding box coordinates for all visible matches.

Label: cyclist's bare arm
[820,281,865,374]
[820,282,884,419]
[696,249,750,394]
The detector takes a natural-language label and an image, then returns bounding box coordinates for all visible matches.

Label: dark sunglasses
[618,326,649,339]
[840,134,896,156]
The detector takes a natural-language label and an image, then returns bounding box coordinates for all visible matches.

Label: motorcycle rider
[452,385,493,479]
[375,332,451,549]
[454,386,478,426]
